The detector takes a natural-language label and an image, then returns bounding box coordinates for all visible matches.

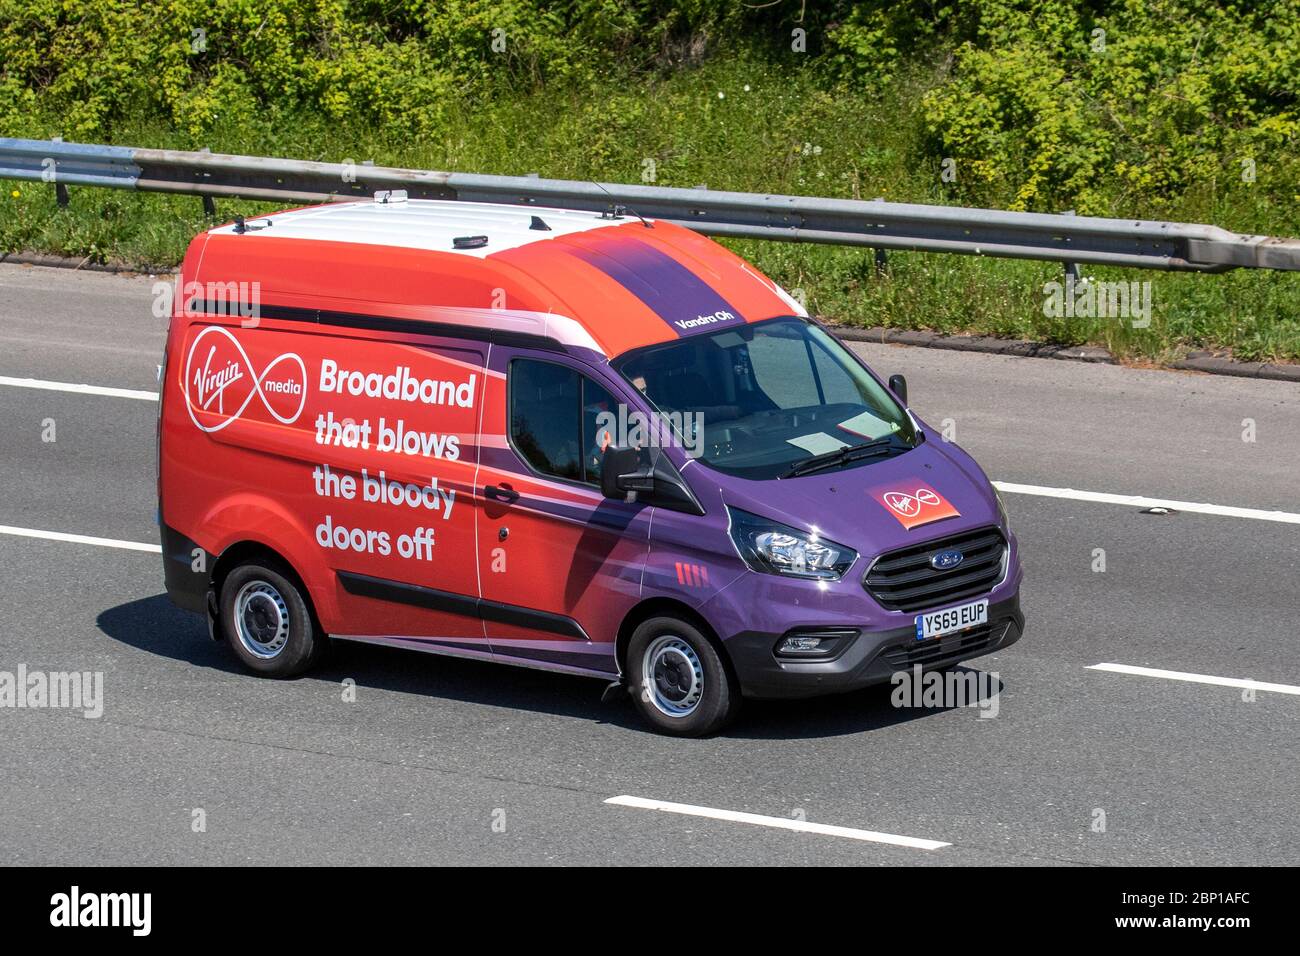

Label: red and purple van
[158,194,1024,735]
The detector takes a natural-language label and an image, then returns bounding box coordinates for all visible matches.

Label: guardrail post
[1062,210,1080,282]
[199,148,216,217]
[49,136,69,208]
[869,197,888,273]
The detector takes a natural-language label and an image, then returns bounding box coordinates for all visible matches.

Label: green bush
[915,1,1300,215]
[0,0,789,140]
[825,1,953,85]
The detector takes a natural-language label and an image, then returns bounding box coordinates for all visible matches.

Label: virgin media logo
[873,483,960,530]
[883,487,942,517]
[183,326,307,433]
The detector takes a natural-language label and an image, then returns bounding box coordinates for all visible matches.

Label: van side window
[510,359,615,485]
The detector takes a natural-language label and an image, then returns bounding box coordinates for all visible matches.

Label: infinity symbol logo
[183,325,307,434]
[882,487,942,517]
[876,483,959,529]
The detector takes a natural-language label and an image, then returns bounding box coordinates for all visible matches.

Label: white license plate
[915,599,988,641]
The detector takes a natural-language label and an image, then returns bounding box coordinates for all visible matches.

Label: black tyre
[627,616,740,737]
[219,559,323,677]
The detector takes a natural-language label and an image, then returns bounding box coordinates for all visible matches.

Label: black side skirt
[337,571,589,641]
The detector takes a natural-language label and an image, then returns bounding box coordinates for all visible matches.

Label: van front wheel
[219,560,323,677]
[627,617,739,737]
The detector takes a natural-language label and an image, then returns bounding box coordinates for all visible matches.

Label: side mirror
[598,445,704,514]
[888,373,908,406]
[600,446,654,500]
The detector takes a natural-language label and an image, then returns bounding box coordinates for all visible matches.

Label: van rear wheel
[219,559,323,677]
[627,616,739,737]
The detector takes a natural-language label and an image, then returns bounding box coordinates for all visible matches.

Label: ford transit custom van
[158,195,1024,735]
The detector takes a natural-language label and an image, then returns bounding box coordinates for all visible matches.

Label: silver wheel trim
[233,580,291,660]
[642,634,704,718]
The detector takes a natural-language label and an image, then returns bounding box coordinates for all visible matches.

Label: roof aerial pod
[232,214,272,234]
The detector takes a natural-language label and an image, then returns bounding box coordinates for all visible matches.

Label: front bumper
[723,593,1024,699]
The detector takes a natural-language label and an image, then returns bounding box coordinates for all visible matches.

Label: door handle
[485,484,520,504]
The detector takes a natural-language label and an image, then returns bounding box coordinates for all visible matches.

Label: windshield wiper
[780,436,904,479]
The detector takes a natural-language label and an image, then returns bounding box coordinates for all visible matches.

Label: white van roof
[207,198,628,258]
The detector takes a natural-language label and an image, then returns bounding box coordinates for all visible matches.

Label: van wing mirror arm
[616,467,656,497]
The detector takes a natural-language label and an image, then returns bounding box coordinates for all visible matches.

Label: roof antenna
[591,180,652,228]
[233,215,246,234]
[529,215,552,231]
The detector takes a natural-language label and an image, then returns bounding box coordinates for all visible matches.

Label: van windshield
[613,317,919,480]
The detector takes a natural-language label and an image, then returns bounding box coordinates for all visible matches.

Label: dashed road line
[0,375,158,401]
[604,795,951,849]
[0,524,160,553]
[994,481,1300,525]
[1087,662,1300,696]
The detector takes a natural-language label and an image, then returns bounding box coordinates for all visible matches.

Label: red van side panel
[161,247,497,652]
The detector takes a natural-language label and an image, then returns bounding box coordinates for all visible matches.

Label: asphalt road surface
[1,262,1297,866]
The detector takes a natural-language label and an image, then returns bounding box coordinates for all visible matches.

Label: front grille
[864,526,1006,613]
[879,620,1008,670]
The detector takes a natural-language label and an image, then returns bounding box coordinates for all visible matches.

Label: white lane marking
[994,481,1300,525]
[0,375,158,401]
[604,795,950,850]
[1087,663,1300,697]
[0,525,160,553]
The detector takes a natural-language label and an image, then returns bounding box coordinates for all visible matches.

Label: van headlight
[727,508,857,580]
